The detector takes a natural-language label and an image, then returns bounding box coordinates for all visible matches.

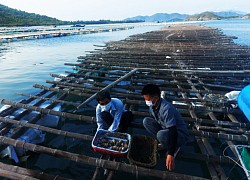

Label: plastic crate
[127,135,157,168]
[91,129,131,157]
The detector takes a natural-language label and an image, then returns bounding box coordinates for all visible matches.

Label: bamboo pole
[0,115,41,152]
[196,125,245,135]
[177,151,235,165]
[77,68,138,109]
[16,93,80,107]
[0,99,95,123]
[189,68,244,177]
[69,61,250,83]
[65,62,250,74]
[0,91,56,138]
[173,103,242,114]
[65,66,244,91]
[45,80,103,92]
[0,86,51,118]
[92,154,105,180]
[70,65,250,84]
[50,73,106,87]
[33,84,92,97]
[0,116,93,141]
[184,117,250,128]
[189,125,248,143]
[0,162,69,180]
[67,69,247,93]
[76,58,250,70]
[46,78,240,109]
[173,64,226,178]
[0,168,39,180]
[0,93,66,152]
[0,135,208,180]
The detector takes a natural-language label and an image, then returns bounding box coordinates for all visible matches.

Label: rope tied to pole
[135,165,138,180]
[32,143,36,152]
[21,141,26,151]
[52,149,57,156]
[96,158,102,167]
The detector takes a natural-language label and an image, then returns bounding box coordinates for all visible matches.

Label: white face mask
[145,100,153,107]
[100,102,112,111]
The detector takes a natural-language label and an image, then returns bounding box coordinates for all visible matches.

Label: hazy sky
[0,0,249,21]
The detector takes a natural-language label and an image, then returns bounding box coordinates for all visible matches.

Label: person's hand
[166,154,175,171]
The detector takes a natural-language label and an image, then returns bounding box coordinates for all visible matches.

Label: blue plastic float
[238,85,250,121]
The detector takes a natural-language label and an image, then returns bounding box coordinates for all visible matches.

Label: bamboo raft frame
[0,26,134,43]
[0,25,250,179]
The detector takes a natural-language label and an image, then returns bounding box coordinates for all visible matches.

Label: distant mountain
[185,11,250,21]
[124,13,189,22]
[186,12,221,21]
[0,4,67,26]
[0,4,143,26]
[213,11,246,17]
[242,14,250,19]
[124,11,249,22]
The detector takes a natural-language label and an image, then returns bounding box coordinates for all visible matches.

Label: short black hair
[96,90,111,102]
[141,84,161,97]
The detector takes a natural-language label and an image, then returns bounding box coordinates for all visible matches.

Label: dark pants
[143,117,188,150]
[101,111,133,133]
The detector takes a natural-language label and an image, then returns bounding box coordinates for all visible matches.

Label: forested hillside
[0,4,67,26]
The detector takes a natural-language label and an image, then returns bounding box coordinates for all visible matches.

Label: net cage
[127,135,158,168]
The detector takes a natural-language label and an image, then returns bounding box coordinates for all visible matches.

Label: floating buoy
[238,85,250,121]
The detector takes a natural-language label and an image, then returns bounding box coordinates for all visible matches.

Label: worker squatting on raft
[141,84,189,171]
[95,90,133,133]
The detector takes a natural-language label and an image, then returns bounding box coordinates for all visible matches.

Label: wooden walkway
[0,25,250,179]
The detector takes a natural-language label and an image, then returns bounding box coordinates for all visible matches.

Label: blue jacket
[149,98,188,139]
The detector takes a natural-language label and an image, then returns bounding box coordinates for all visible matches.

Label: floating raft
[0,25,250,179]
[0,25,134,43]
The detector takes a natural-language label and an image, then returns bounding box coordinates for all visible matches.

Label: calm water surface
[0,24,162,104]
[205,19,250,46]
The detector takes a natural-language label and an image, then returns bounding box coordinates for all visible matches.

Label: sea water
[0,24,163,104]
[205,19,250,46]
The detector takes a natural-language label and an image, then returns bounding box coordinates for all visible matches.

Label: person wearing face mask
[95,90,133,133]
[141,84,189,171]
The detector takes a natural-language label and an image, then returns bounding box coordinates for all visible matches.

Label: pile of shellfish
[97,137,129,152]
